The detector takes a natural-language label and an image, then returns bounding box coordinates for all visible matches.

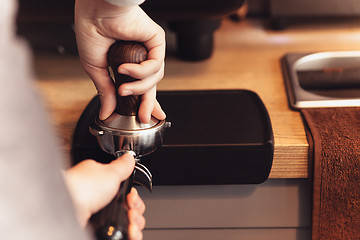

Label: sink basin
[282,51,360,109]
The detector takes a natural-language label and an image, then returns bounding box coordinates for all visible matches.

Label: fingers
[127,188,146,214]
[138,87,155,123]
[152,99,167,120]
[117,36,165,124]
[117,17,165,82]
[136,87,166,123]
[128,224,143,240]
[116,21,165,98]
[128,188,146,240]
[118,57,164,81]
[81,61,116,120]
[82,46,165,123]
[118,61,164,96]
[108,152,136,182]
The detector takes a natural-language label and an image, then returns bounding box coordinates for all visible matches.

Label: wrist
[75,0,137,20]
[104,0,145,7]
[99,0,145,18]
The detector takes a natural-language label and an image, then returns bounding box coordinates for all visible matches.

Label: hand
[75,0,166,123]
[64,154,146,240]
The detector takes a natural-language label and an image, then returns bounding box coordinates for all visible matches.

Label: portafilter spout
[89,41,170,240]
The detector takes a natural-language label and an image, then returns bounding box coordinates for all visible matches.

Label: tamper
[89,41,170,240]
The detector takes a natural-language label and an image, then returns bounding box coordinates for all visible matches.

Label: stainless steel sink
[282,51,360,109]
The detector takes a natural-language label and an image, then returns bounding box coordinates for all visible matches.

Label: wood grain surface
[34,19,360,178]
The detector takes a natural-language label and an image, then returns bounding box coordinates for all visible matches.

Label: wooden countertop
[34,19,360,178]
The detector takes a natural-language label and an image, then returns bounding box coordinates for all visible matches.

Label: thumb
[108,152,136,182]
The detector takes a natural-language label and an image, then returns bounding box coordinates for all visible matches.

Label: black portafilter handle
[107,40,148,116]
[92,170,134,240]
[91,41,148,240]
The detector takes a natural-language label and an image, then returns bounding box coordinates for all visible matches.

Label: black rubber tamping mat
[72,90,274,185]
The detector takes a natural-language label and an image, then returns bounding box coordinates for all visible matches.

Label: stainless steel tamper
[89,41,170,240]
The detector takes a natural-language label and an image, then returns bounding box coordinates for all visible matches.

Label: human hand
[64,154,146,240]
[75,0,166,123]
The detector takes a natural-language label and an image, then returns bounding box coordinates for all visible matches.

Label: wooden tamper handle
[107,41,148,116]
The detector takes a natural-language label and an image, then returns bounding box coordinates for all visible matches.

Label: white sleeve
[0,1,91,240]
[104,0,145,7]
